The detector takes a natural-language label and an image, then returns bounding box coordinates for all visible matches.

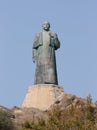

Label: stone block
[22,84,64,111]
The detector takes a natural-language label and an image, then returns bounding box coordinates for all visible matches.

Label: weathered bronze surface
[32,21,60,85]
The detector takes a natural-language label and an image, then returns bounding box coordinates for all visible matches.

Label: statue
[32,21,60,85]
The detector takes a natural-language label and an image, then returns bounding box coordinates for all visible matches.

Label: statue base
[21,84,64,111]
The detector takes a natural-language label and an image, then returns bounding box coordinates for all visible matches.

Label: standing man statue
[32,21,60,85]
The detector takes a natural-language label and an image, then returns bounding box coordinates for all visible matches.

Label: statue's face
[42,22,50,31]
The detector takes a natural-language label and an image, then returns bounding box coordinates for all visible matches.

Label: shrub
[0,110,14,130]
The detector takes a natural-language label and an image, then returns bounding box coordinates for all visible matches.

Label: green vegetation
[0,110,15,130]
[0,95,97,130]
[21,96,97,130]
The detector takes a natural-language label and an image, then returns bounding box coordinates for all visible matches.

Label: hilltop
[0,91,97,130]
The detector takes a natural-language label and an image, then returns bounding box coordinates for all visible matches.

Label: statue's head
[42,21,50,31]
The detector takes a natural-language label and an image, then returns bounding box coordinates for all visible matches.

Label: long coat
[32,30,60,85]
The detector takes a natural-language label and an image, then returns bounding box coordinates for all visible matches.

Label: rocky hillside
[0,92,97,130]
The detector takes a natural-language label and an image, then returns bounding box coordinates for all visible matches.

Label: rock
[22,84,64,111]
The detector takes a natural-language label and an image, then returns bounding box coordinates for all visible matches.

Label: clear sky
[0,0,97,108]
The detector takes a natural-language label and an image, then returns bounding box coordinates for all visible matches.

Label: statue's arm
[33,33,40,49]
[32,48,37,63]
[54,34,60,50]
[32,33,40,62]
[50,32,60,50]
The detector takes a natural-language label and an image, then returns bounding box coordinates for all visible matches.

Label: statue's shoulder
[35,32,41,37]
[34,32,42,41]
[49,31,57,38]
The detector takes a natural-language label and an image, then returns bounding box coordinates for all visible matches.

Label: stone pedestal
[22,84,64,111]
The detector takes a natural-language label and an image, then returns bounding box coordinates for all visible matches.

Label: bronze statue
[32,21,60,85]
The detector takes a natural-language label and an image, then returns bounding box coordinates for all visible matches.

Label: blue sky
[0,0,97,108]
